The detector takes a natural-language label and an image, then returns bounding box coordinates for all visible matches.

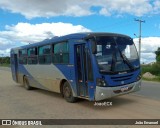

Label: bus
[10,32,141,103]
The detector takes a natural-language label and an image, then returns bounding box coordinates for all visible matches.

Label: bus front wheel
[63,82,77,103]
[23,76,32,90]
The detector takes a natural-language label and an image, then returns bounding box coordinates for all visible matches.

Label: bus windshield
[95,36,140,73]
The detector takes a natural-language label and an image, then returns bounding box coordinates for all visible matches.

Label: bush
[141,62,160,76]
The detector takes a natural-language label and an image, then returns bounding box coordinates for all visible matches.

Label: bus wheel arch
[60,80,77,103]
[23,75,32,90]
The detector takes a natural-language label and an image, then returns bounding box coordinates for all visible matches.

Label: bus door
[11,54,18,82]
[75,44,94,98]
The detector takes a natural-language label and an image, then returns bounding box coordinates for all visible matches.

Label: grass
[142,76,160,82]
[141,62,160,82]
[141,63,160,76]
[0,63,10,67]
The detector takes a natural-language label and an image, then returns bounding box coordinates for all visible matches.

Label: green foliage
[141,62,160,82]
[142,62,160,76]
[155,47,160,62]
[156,55,160,62]
[0,57,10,65]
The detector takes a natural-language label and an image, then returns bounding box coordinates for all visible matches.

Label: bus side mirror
[91,40,97,54]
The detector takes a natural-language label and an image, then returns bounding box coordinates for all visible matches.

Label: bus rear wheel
[63,82,77,103]
[23,76,32,90]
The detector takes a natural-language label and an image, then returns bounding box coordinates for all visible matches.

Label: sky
[0,0,160,64]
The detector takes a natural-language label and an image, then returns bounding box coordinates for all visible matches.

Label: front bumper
[95,79,141,101]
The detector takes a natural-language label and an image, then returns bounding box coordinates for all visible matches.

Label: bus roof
[11,32,131,50]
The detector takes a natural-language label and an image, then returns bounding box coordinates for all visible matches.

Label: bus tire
[63,82,77,103]
[23,76,32,90]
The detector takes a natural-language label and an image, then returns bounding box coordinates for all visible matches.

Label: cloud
[0,38,15,50]
[99,8,111,16]
[141,53,156,64]
[0,49,10,56]
[98,0,152,17]
[0,22,91,56]
[0,0,159,18]
[134,37,160,64]
[153,0,160,14]
[0,0,93,18]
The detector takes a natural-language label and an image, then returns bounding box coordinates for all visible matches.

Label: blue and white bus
[10,32,141,102]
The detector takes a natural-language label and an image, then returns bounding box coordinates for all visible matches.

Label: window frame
[19,49,27,65]
[52,41,69,64]
[27,47,38,65]
[38,44,52,65]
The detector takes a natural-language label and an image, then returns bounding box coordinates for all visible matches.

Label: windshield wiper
[113,40,135,71]
[121,53,135,71]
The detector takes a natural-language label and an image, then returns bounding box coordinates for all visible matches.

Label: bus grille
[111,74,133,82]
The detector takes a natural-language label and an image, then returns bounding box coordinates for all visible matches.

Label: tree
[155,47,160,63]
[0,57,10,64]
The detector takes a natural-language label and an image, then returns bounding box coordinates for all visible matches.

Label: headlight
[96,78,108,87]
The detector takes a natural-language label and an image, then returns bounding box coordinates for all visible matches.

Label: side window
[19,49,27,64]
[38,45,51,64]
[53,42,69,64]
[28,47,38,64]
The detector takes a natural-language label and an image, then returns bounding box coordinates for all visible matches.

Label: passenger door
[75,44,94,98]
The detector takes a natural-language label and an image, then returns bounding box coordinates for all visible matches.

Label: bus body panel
[17,64,67,93]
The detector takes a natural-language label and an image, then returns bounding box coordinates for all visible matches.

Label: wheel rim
[64,86,71,98]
